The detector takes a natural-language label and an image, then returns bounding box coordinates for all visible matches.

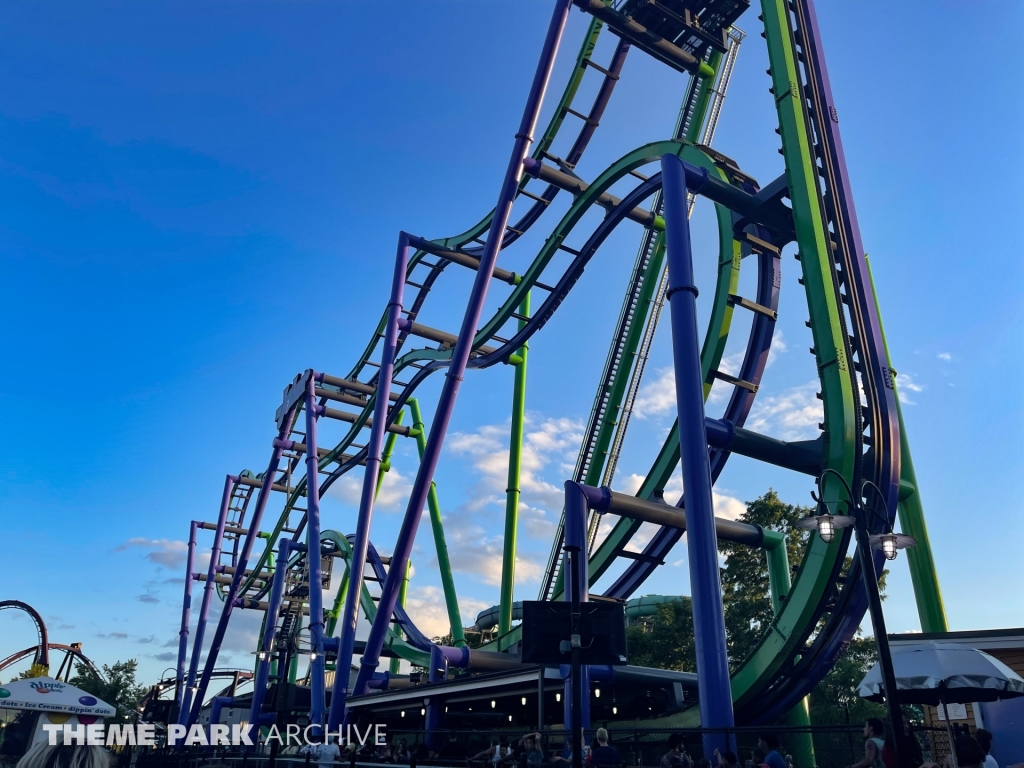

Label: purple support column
[186,406,298,728]
[352,0,572,699]
[661,154,733,754]
[563,482,591,768]
[303,377,327,733]
[178,474,237,724]
[248,538,291,735]
[326,232,412,730]
[174,521,198,713]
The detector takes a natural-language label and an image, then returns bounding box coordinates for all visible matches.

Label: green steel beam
[764,531,815,767]
[866,256,947,632]
[683,50,724,144]
[390,559,412,675]
[409,398,466,647]
[499,292,531,635]
[376,411,404,496]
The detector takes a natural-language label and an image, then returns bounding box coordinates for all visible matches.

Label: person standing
[757,735,787,768]
[976,730,997,768]
[844,719,886,768]
[590,729,622,767]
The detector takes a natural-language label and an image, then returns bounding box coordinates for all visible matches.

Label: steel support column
[865,256,946,632]
[303,377,327,734]
[353,0,572,698]
[179,475,236,723]
[186,406,298,727]
[327,231,411,730]
[175,521,198,714]
[500,291,530,634]
[248,538,291,733]
[662,153,733,753]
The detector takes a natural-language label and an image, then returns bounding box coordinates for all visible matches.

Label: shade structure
[857,641,1024,704]
[0,677,115,717]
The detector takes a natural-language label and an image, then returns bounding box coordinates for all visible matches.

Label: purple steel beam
[303,376,327,733]
[662,154,733,753]
[563,482,592,765]
[174,520,198,712]
[178,474,237,724]
[326,231,412,730]
[747,0,902,723]
[796,0,899,511]
[248,538,291,735]
[352,0,572,701]
[186,406,298,727]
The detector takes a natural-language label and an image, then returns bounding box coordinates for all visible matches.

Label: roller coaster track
[177,0,943,733]
[539,26,745,602]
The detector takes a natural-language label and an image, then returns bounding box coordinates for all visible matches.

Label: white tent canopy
[0,677,115,717]
[857,641,1024,704]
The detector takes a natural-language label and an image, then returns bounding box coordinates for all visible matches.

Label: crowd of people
[11,720,1022,768]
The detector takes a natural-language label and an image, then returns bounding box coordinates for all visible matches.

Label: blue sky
[2,2,1022,687]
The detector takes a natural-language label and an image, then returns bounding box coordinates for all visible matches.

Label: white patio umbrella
[857,641,1024,768]
[0,677,115,717]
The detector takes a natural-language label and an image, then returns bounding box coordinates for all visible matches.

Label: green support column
[325,569,348,639]
[390,559,412,674]
[763,531,816,768]
[375,411,404,496]
[289,615,301,684]
[409,398,466,646]
[866,256,947,632]
[500,292,531,635]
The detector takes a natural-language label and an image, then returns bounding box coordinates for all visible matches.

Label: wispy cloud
[137,595,160,604]
[937,352,952,362]
[896,371,923,405]
[403,586,490,639]
[448,415,584,515]
[115,538,189,569]
[330,466,413,511]
[746,381,823,441]
[97,632,129,640]
[633,367,676,419]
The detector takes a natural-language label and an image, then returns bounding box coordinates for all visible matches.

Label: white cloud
[330,466,413,511]
[633,367,677,419]
[937,352,951,362]
[713,492,745,521]
[746,381,823,441]
[403,586,491,639]
[115,538,189,569]
[615,472,646,496]
[896,371,923,405]
[448,415,584,515]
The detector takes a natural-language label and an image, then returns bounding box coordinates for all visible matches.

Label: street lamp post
[798,468,916,767]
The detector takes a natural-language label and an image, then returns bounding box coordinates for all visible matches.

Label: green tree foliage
[719,489,810,667]
[16,664,50,681]
[625,598,695,672]
[808,636,886,725]
[69,660,148,722]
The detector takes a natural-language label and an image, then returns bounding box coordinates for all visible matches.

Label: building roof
[889,628,1024,651]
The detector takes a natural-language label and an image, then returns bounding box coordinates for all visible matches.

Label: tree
[719,489,810,667]
[69,660,148,722]
[625,597,695,672]
[16,664,50,681]
[808,635,886,726]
